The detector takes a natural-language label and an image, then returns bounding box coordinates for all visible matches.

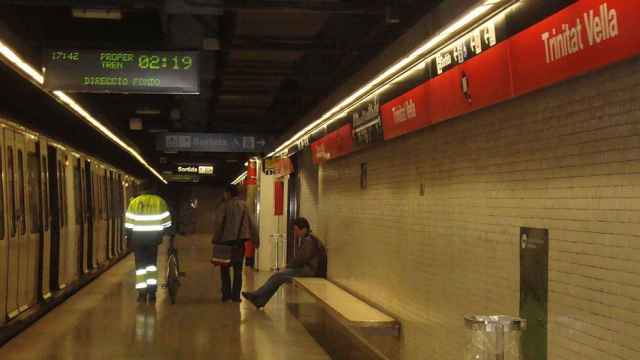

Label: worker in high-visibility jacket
[125,183,172,304]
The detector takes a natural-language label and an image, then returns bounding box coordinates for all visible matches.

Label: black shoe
[148,294,156,304]
[232,297,242,303]
[137,293,147,303]
[221,296,230,303]
[241,292,264,309]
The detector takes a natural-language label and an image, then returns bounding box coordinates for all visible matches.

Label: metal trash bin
[464,315,527,360]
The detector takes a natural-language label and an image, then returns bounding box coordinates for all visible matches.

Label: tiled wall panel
[298,57,640,359]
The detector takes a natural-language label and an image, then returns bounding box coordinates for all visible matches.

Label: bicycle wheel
[167,255,179,304]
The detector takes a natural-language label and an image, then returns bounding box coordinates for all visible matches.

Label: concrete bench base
[293,277,400,336]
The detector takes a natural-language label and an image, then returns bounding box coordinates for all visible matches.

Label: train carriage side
[0,116,135,329]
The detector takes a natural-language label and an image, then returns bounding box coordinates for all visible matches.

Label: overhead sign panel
[156,133,272,153]
[43,50,199,94]
[175,164,215,175]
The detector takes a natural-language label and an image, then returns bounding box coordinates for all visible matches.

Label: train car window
[8,147,15,237]
[91,174,96,219]
[96,174,102,220]
[100,174,106,220]
[28,153,41,233]
[42,156,49,231]
[0,148,4,240]
[63,159,68,227]
[74,163,82,225]
[58,160,66,227]
[17,150,26,235]
[104,174,111,219]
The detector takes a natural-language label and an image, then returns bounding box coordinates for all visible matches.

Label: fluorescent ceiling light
[268,0,512,157]
[0,40,44,84]
[0,39,166,184]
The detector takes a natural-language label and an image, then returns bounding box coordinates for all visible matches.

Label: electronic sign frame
[43,49,200,94]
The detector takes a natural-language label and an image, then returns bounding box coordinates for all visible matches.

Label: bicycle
[164,236,184,304]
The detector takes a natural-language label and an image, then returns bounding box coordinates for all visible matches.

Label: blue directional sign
[156,133,272,153]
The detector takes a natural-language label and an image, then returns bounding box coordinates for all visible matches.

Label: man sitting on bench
[243,217,326,309]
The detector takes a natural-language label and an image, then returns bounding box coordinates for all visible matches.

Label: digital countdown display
[43,50,200,94]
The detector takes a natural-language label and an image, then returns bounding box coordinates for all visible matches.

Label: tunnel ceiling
[0,0,442,183]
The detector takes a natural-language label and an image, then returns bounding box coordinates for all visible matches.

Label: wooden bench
[293,278,400,336]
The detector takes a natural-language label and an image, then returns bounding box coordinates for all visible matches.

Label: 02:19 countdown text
[138,55,193,70]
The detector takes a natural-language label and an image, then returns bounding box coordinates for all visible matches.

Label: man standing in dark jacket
[242,217,325,309]
[213,184,259,302]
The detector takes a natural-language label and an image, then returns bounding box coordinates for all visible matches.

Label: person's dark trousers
[220,260,243,301]
[250,268,304,305]
[245,257,254,267]
[134,245,159,296]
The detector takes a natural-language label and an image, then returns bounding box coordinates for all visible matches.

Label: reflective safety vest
[125,194,172,232]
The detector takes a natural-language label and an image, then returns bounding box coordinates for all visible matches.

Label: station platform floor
[0,235,342,360]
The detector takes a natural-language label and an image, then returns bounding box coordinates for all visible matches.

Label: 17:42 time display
[138,55,193,70]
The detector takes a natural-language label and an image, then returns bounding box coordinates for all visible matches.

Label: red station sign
[312,0,640,163]
[380,0,640,141]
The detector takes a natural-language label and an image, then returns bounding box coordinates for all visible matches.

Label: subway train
[0,114,138,327]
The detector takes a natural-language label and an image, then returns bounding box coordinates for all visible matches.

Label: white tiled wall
[298,57,640,359]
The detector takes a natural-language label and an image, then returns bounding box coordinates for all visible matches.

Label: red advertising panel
[381,83,430,140]
[331,0,640,163]
[274,180,284,216]
[245,159,257,185]
[426,41,513,125]
[510,0,640,96]
[311,124,354,164]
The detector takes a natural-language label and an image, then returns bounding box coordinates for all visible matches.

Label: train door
[62,154,78,285]
[14,131,36,312]
[84,161,95,270]
[58,152,70,288]
[116,174,123,254]
[40,142,51,299]
[5,129,19,318]
[0,130,8,324]
[76,158,87,274]
[105,171,113,260]
[47,146,62,290]
[93,167,106,265]
[25,136,41,307]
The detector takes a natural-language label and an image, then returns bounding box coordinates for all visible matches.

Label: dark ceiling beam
[217,89,276,95]
[227,36,344,53]
[223,1,385,15]
[0,0,160,6]
[222,74,285,80]
[216,104,271,110]
[224,69,293,77]
[2,0,385,15]
[222,79,282,85]
[225,60,295,68]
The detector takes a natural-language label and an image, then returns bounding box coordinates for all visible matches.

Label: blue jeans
[252,268,305,304]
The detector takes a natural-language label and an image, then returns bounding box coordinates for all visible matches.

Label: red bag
[244,240,255,258]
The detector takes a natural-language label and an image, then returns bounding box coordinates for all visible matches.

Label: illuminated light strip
[231,171,248,185]
[268,0,514,157]
[52,91,167,184]
[125,211,171,221]
[0,40,44,84]
[128,224,165,232]
[0,39,166,184]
